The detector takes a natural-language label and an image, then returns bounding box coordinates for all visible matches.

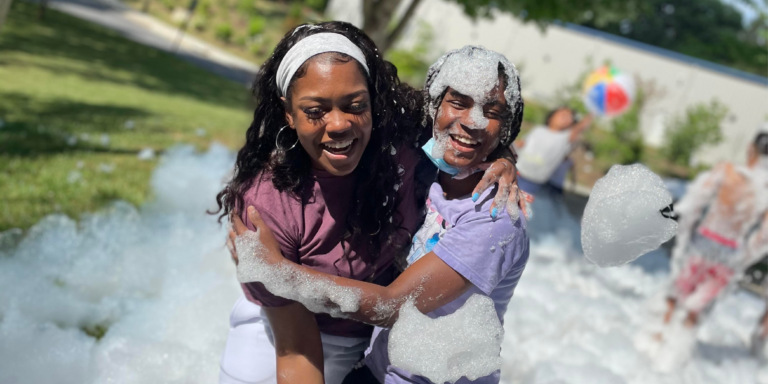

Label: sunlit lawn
[0,2,252,231]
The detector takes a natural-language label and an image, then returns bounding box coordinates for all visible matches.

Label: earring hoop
[275,125,299,152]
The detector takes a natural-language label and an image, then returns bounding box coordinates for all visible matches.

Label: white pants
[219,296,370,384]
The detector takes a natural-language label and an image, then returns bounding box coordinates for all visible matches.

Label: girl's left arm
[231,207,473,328]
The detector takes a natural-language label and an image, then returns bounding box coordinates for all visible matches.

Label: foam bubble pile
[235,231,362,317]
[581,164,678,267]
[425,46,521,166]
[427,46,520,131]
[389,295,504,384]
[501,193,768,384]
[0,145,241,384]
[1,147,766,384]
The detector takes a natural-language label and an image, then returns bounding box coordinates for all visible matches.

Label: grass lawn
[123,0,325,65]
[0,1,253,231]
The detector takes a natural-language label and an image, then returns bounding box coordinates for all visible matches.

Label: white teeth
[452,135,478,145]
[324,140,353,149]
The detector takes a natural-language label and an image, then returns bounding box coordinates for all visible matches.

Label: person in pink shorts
[663,129,768,329]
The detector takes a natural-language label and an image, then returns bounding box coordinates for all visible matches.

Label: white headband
[276,33,370,97]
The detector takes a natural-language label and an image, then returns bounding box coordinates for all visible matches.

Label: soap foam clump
[389,294,504,384]
[581,164,677,267]
[426,46,521,131]
[235,231,362,317]
[0,144,241,384]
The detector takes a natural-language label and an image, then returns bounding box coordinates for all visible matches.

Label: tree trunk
[362,0,424,53]
[384,0,422,51]
[0,0,13,31]
[38,0,48,20]
[362,0,402,51]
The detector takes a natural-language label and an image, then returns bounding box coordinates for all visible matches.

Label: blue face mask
[421,138,461,176]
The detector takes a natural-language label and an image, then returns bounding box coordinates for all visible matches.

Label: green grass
[0,1,253,231]
[123,0,324,65]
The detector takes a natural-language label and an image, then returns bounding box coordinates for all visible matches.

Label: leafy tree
[662,100,727,166]
[362,0,641,52]
[215,23,233,42]
[385,21,433,86]
[0,0,13,31]
[360,0,766,76]
[303,0,328,13]
[249,16,266,36]
[580,0,768,76]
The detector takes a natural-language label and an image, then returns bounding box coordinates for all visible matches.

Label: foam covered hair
[422,46,524,146]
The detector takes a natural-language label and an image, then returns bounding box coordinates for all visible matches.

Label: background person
[514,107,593,195]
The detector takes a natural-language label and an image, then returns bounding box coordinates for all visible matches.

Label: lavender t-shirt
[239,147,421,338]
[364,182,530,384]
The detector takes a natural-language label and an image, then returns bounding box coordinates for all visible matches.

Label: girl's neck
[438,171,483,200]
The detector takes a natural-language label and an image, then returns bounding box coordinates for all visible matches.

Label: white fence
[328,0,768,166]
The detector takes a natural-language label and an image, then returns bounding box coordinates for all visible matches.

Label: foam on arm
[236,234,470,325]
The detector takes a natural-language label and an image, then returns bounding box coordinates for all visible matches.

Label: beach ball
[582,66,635,117]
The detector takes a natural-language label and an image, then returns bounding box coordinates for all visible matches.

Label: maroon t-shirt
[240,147,421,338]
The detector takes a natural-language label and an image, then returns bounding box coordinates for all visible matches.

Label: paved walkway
[49,0,259,85]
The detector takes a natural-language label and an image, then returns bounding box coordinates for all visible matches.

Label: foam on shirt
[581,164,678,267]
[235,231,362,317]
[389,294,504,384]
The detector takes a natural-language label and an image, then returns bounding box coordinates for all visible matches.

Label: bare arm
[264,304,325,384]
[226,223,324,384]
[568,114,593,142]
[232,207,472,328]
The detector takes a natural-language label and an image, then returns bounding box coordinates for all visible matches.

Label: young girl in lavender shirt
[232,46,528,384]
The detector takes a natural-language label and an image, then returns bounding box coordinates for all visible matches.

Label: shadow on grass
[1,1,251,109]
[0,92,150,157]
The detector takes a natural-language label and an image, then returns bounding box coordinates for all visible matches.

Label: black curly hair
[422,46,524,152]
[544,107,577,127]
[213,21,424,268]
[755,132,768,156]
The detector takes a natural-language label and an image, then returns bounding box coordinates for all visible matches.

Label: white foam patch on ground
[1,147,766,384]
[500,192,768,384]
[0,144,241,384]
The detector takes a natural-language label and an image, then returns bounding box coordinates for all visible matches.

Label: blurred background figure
[662,127,768,334]
[515,108,593,196]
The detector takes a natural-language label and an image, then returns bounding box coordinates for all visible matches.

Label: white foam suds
[427,46,520,131]
[389,295,504,384]
[501,192,767,384]
[1,147,765,384]
[581,164,678,267]
[0,144,240,384]
[235,231,362,317]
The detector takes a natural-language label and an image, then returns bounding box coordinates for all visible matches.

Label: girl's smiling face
[434,78,507,170]
[284,54,372,176]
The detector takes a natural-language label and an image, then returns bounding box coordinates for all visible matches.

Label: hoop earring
[275,125,299,152]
